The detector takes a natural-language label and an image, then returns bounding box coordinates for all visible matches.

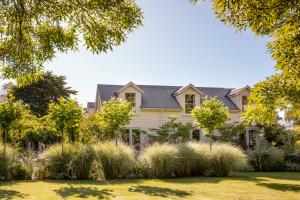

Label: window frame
[185,94,195,113]
[125,92,136,108]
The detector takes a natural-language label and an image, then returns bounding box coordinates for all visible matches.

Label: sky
[45,0,275,107]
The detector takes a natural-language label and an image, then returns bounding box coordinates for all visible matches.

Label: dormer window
[125,92,136,108]
[242,96,248,111]
[185,94,195,113]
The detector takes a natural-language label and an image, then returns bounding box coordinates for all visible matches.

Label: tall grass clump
[176,142,210,177]
[93,141,135,179]
[248,139,285,172]
[0,143,17,179]
[38,143,95,179]
[138,143,180,178]
[208,143,247,177]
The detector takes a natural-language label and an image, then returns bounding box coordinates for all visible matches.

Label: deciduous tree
[192,97,229,150]
[48,98,83,153]
[97,98,133,146]
[0,0,143,82]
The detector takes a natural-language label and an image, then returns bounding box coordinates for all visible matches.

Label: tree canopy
[0,95,27,157]
[0,0,143,82]
[48,98,83,151]
[192,97,229,149]
[191,0,300,125]
[97,98,133,145]
[11,71,77,117]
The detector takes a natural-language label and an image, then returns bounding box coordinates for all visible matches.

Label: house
[89,82,254,149]
[86,102,95,114]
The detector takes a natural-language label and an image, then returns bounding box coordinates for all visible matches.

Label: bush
[208,143,247,176]
[248,139,286,172]
[93,141,135,179]
[38,143,95,179]
[9,163,28,180]
[176,142,210,177]
[0,143,18,179]
[138,143,180,178]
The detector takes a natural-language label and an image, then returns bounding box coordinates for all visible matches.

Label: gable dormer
[116,82,143,111]
[173,84,203,113]
[228,85,251,111]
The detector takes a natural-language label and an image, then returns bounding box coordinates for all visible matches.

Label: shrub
[248,139,286,172]
[93,141,135,179]
[9,163,28,180]
[38,143,95,179]
[176,142,210,177]
[0,143,18,179]
[208,143,247,176]
[138,143,180,178]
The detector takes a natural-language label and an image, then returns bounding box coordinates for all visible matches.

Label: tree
[0,1,143,82]
[190,0,300,125]
[97,98,133,146]
[151,117,194,143]
[10,71,77,117]
[48,98,83,153]
[0,96,26,153]
[0,96,26,178]
[80,113,109,143]
[214,123,246,147]
[192,97,229,150]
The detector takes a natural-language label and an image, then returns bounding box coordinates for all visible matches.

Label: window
[192,130,200,141]
[132,129,141,150]
[242,96,248,111]
[125,93,136,108]
[120,129,130,144]
[185,94,195,113]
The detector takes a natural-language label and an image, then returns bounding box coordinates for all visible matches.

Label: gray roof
[87,102,95,109]
[97,84,240,111]
[228,85,251,96]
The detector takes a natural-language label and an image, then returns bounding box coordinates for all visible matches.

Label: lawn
[0,172,299,200]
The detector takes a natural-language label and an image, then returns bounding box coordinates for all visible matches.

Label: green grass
[0,172,299,200]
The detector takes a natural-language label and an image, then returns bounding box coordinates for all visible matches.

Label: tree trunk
[115,131,118,147]
[209,133,212,151]
[61,128,64,154]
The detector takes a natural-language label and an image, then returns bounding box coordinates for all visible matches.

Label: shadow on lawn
[0,189,28,200]
[128,185,192,198]
[256,183,300,192]
[54,185,115,199]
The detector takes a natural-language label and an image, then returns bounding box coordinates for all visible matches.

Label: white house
[89,82,254,149]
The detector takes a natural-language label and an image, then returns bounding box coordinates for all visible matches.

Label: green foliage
[138,142,246,178]
[97,98,133,143]
[38,143,95,179]
[207,143,247,177]
[151,117,194,143]
[192,97,229,149]
[9,163,28,180]
[0,1,143,81]
[248,138,286,172]
[80,113,109,143]
[11,71,77,117]
[0,143,17,179]
[93,141,135,179]
[177,142,210,177]
[139,143,180,178]
[191,0,300,125]
[48,98,83,146]
[0,96,27,162]
[214,123,246,147]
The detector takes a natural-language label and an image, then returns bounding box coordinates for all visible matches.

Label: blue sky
[45,0,275,106]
